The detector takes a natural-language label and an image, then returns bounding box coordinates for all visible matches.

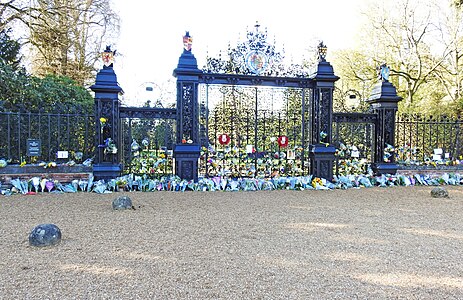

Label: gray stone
[29,224,61,247]
[112,195,133,210]
[431,187,449,198]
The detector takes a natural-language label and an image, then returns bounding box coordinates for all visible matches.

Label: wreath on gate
[277,135,289,148]
[218,133,230,145]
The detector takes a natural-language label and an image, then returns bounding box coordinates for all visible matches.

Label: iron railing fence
[395,114,463,164]
[3,110,463,176]
[0,111,95,164]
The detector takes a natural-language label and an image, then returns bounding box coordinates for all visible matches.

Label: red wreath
[218,133,231,145]
[277,135,289,148]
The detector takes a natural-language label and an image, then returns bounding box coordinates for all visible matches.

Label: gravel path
[1,186,463,299]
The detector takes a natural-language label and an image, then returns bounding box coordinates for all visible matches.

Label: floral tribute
[2,172,463,196]
[129,139,173,177]
[277,136,289,148]
[2,139,463,196]
[199,143,306,178]
[99,138,117,155]
[218,134,231,146]
[334,142,370,176]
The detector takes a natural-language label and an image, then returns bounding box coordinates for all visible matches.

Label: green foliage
[0,64,93,113]
[0,28,21,70]
[0,27,93,113]
[331,0,463,116]
[30,74,93,113]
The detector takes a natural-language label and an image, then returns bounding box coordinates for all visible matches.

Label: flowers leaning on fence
[129,146,172,176]
[99,117,107,134]
[334,143,370,176]
[384,143,396,162]
[99,138,117,155]
[200,144,307,178]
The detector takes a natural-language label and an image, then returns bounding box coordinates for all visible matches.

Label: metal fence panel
[0,112,95,163]
[395,114,463,163]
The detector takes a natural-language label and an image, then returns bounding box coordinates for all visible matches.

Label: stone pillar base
[93,163,122,181]
[309,144,336,181]
[173,144,201,181]
[371,162,398,176]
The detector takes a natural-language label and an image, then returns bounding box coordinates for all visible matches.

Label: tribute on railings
[367,63,402,175]
[90,46,123,180]
[172,32,202,181]
[308,42,339,181]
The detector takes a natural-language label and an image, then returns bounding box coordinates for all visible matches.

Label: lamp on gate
[138,81,162,107]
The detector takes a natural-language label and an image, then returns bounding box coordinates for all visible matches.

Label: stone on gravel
[29,223,62,247]
[431,187,449,198]
[112,195,133,210]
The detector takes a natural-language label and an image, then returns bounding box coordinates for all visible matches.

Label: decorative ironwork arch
[203,21,310,78]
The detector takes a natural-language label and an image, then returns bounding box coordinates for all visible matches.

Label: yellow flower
[47,162,57,168]
[311,177,323,188]
[20,161,27,167]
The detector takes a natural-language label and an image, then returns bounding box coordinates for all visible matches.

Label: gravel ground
[1,186,463,300]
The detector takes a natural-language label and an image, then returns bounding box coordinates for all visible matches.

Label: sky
[111,0,364,106]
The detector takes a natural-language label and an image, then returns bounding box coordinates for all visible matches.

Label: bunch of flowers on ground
[2,172,463,196]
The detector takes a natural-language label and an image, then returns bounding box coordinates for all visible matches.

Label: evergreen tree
[0,27,21,70]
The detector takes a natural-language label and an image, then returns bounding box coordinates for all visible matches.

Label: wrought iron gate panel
[199,84,311,178]
[119,117,176,177]
[119,107,176,177]
[333,113,377,175]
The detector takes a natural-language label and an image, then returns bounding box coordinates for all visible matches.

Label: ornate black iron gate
[90,28,402,182]
[198,84,312,178]
[199,85,311,178]
[173,25,338,181]
[90,47,178,180]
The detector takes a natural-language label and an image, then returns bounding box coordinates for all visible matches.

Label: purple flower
[45,181,54,192]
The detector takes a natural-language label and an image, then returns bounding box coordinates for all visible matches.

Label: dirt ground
[1,186,463,299]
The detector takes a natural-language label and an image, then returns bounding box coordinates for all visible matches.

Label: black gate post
[90,46,123,181]
[308,42,339,181]
[172,32,202,181]
[367,64,402,175]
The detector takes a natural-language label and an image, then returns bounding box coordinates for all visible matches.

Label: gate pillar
[309,42,339,181]
[367,64,402,175]
[90,46,123,181]
[172,32,202,181]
